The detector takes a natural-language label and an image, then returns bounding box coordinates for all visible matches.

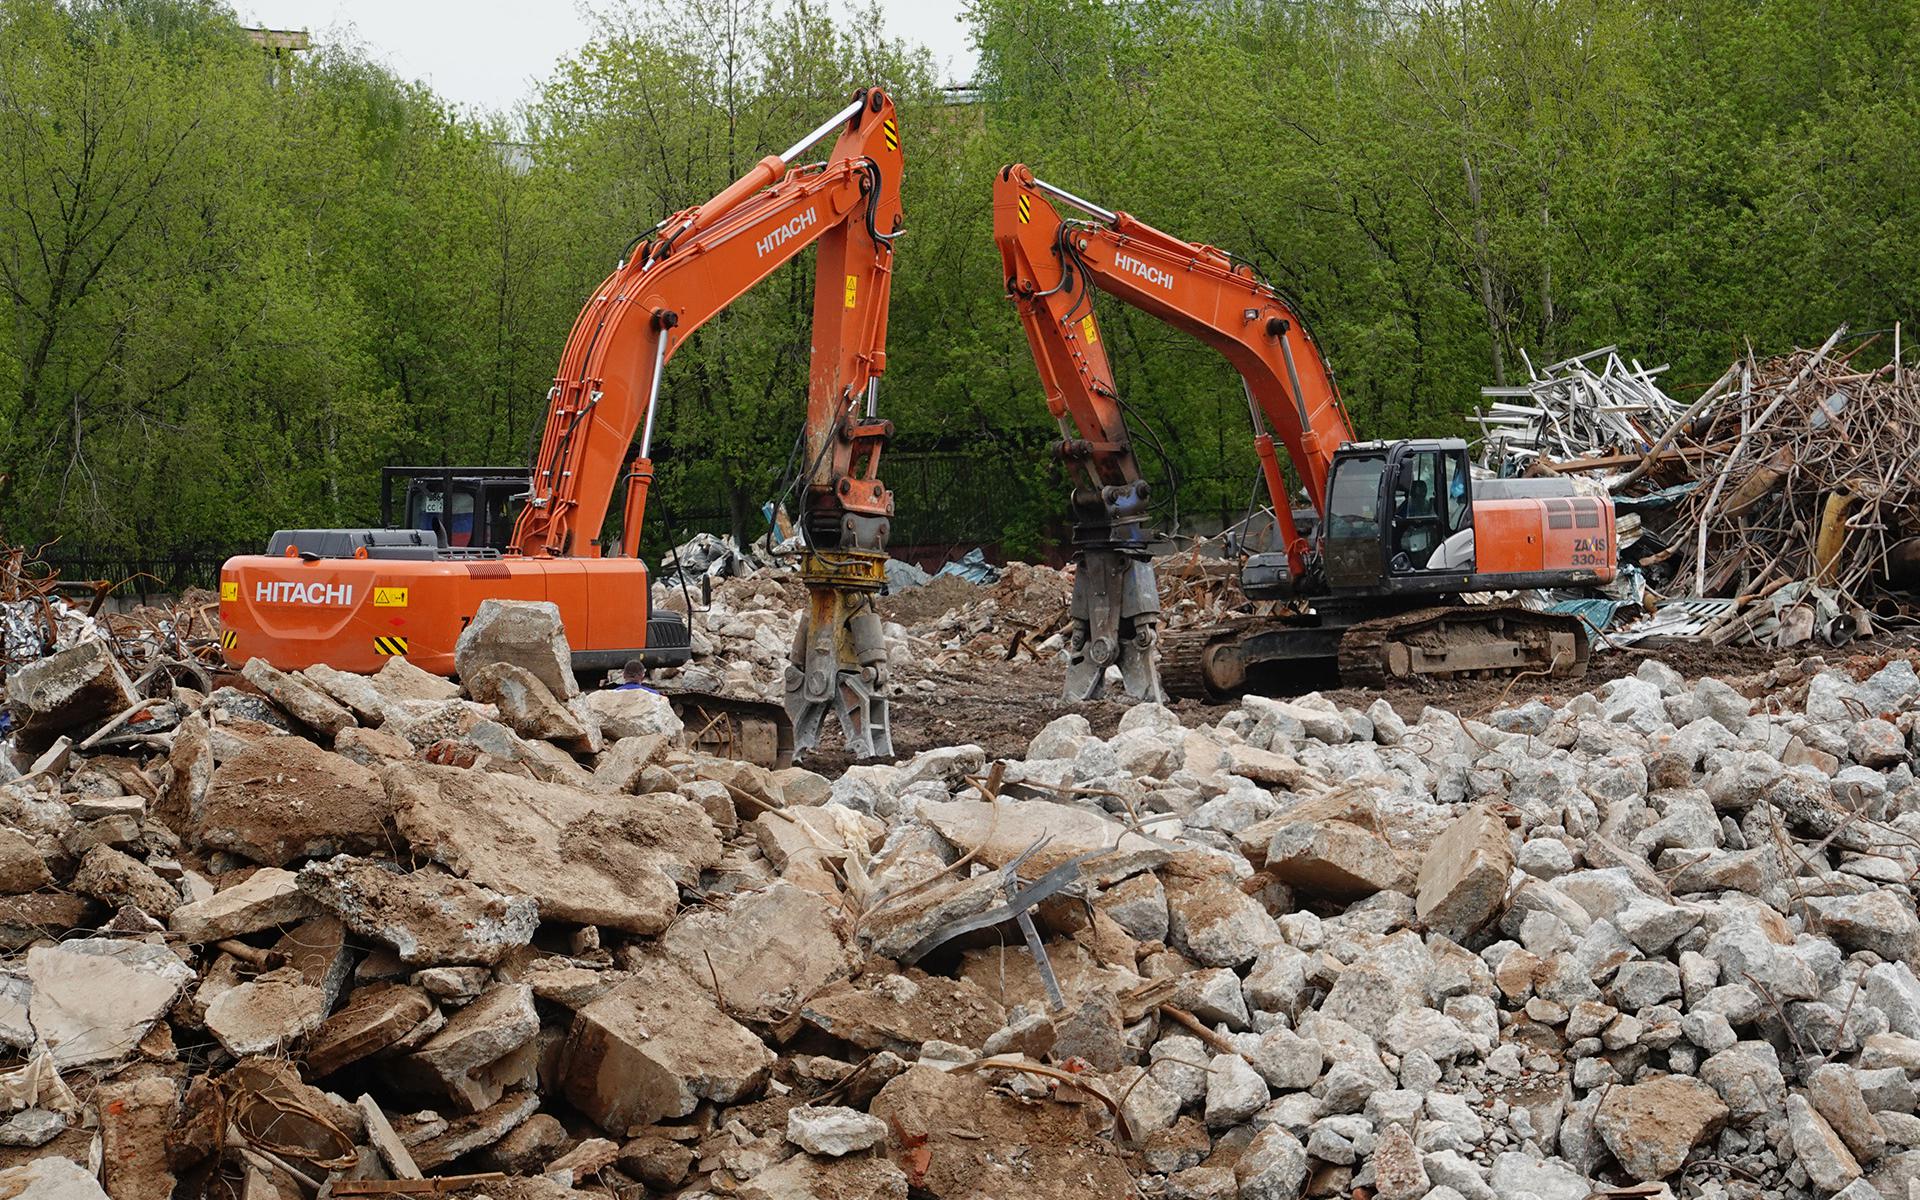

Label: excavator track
[1335,605,1590,691]
[1160,606,1590,699]
[1158,619,1261,702]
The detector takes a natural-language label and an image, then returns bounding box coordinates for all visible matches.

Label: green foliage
[2,0,1918,565]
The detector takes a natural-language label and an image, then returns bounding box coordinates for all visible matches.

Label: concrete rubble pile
[650,559,1076,699]
[2,595,1920,1199]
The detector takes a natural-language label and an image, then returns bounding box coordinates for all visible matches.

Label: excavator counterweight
[993,164,1617,700]
[220,90,908,760]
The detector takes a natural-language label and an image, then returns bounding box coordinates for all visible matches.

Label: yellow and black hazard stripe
[882,117,898,152]
[219,629,237,651]
[373,635,409,657]
[1018,194,1032,224]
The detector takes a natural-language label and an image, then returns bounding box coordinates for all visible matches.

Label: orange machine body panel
[218,555,650,676]
[1468,496,1618,582]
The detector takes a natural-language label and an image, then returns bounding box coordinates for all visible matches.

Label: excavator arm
[512,89,904,756]
[992,164,1357,699]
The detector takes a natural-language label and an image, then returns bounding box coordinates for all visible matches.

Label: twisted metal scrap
[1563,328,1920,636]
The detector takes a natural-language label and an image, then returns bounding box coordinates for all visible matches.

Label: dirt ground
[876,575,983,626]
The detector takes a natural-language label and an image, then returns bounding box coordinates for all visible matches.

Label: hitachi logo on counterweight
[1114,252,1175,290]
[255,581,355,605]
[756,207,818,257]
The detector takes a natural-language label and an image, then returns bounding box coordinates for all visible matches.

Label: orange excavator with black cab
[221,89,906,758]
[993,164,1616,700]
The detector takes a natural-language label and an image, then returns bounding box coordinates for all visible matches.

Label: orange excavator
[993,164,1617,700]
[220,89,905,757]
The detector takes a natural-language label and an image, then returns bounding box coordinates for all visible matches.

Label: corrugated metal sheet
[1610,598,1738,644]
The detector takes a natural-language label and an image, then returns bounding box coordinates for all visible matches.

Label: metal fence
[36,548,239,601]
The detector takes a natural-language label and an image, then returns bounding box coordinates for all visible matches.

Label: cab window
[410,487,478,547]
[1441,451,1469,530]
[1325,456,1387,538]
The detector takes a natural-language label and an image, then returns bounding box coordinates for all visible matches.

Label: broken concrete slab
[660,881,857,1023]
[242,657,356,739]
[169,867,315,942]
[0,974,32,1051]
[1801,890,1920,962]
[560,956,775,1132]
[26,938,195,1068]
[198,738,393,866]
[0,1155,111,1199]
[691,755,785,815]
[476,1111,564,1173]
[785,1104,888,1156]
[466,662,597,749]
[1808,1063,1887,1165]
[396,983,539,1113]
[868,1065,1134,1197]
[206,975,329,1056]
[1161,858,1280,968]
[5,639,136,748]
[299,662,391,725]
[1788,1092,1863,1192]
[740,1154,908,1200]
[303,983,436,1077]
[0,1107,68,1149]
[800,973,1006,1056]
[1595,1074,1730,1181]
[414,965,488,1002]
[0,828,52,895]
[1415,805,1514,939]
[591,733,669,793]
[960,938,1143,1017]
[455,599,578,699]
[332,725,415,767]
[408,1088,540,1172]
[297,855,538,965]
[752,805,882,897]
[544,1135,619,1186]
[581,687,682,739]
[389,761,721,935]
[0,894,101,954]
[773,765,831,807]
[97,1073,179,1200]
[1258,810,1411,899]
[917,797,1170,884]
[369,654,463,705]
[72,845,180,918]
[272,914,353,1005]
[1224,742,1327,790]
[859,871,1006,962]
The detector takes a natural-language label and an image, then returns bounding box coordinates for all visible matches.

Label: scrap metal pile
[1473,346,1688,479]
[1475,328,1920,649]
[1,543,225,715]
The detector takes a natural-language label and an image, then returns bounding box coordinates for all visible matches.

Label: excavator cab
[381,468,527,553]
[1321,439,1476,591]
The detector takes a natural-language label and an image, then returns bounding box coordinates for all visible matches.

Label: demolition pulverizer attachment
[1063,549,1164,703]
[785,553,893,760]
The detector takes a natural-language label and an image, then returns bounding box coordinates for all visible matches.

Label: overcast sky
[235,0,977,115]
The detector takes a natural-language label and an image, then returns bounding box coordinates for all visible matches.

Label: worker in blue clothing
[611,659,659,695]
